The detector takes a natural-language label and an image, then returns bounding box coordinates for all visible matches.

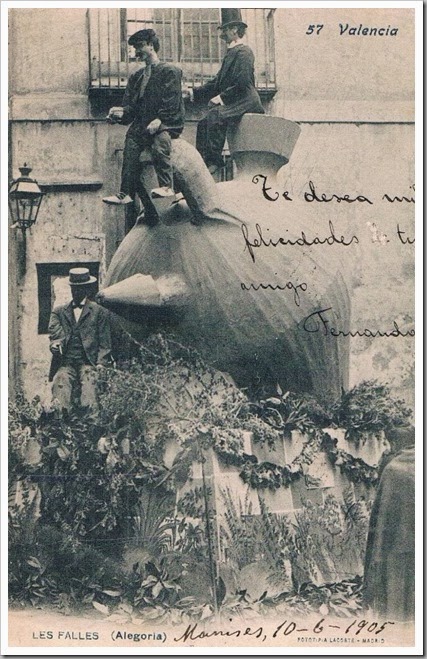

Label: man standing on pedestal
[185,9,265,176]
[48,268,112,416]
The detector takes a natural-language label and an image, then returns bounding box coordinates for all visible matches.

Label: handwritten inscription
[304,180,373,205]
[241,280,308,306]
[244,176,414,341]
[302,307,415,338]
[252,175,415,206]
[397,224,415,244]
[174,618,395,643]
[241,221,359,263]
[383,185,415,203]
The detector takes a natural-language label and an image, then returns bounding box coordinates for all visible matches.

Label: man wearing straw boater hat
[185,8,264,176]
[48,268,112,415]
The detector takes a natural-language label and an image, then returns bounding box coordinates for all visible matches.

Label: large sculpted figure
[97,114,351,405]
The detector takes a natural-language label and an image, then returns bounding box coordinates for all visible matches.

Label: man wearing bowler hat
[48,268,112,415]
[184,9,264,176]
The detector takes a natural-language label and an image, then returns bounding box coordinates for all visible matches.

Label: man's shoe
[151,187,175,198]
[102,193,133,205]
[171,192,185,205]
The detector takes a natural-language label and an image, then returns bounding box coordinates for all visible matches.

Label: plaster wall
[9,8,90,119]
[272,7,414,121]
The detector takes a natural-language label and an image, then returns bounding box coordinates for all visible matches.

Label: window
[89,8,276,91]
[37,262,100,334]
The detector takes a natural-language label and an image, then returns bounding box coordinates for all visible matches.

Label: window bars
[89,8,276,91]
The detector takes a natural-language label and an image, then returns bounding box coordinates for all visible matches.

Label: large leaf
[140,576,158,589]
[102,589,122,597]
[92,601,109,615]
[152,581,164,599]
[57,445,70,461]
[118,602,133,615]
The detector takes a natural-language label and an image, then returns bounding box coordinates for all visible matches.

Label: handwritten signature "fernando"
[302,307,415,338]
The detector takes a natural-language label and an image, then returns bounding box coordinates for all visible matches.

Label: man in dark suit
[186,9,264,174]
[103,29,185,205]
[49,268,112,414]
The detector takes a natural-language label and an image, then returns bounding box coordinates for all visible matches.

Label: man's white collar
[227,38,244,49]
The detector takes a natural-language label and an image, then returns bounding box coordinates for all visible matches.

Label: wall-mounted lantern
[9,164,45,232]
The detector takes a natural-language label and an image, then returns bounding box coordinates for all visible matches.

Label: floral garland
[211,427,381,491]
[320,432,379,486]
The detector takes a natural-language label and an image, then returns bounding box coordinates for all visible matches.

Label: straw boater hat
[68,267,97,286]
[218,8,247,30]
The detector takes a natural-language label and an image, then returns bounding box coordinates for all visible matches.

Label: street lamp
[9,164,45,232]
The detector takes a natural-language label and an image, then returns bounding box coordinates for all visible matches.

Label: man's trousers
[195,107,231,170]
[121,130,177,197]
[52,363,98,413]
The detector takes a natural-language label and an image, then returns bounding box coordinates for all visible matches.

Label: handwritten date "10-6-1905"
[273,617,394,637]
[174,618,394,643]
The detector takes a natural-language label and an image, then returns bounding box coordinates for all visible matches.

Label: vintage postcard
[3,1,421,654]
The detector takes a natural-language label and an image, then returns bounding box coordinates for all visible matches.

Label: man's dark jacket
[120,62,185,135]
[48,300,112,381]
[193,44,264,118]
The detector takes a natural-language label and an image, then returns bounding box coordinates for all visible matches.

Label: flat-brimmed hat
[128,28,157,47]
[218,8,247,30]
[68,267,97,286]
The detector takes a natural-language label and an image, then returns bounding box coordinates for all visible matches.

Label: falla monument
[97,114,350,404]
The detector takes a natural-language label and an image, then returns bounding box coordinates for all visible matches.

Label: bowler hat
[128,28,157,47]
[218,8,247,30]
[68,267,97,286]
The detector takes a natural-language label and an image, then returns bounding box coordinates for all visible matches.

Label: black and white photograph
[3,1,420,653]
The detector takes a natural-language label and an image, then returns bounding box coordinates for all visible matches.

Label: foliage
[257,499,298,590]
[240,461,300,490]
[175,486,213,560]
[8,338,411,619]
[124,558,182,610]
[36,409,170,548]
[98,334,280,476]
[321,432,380,485]
[222,491,371,596]
[9,395,45,482]
[252,386,332,434]
[237,427,381,491]
[131,491,176,556]
[219,488,259,570]
[262,577,364,619]
[331,380,412,442]
[9,518,126,609]
[293,491,370,584]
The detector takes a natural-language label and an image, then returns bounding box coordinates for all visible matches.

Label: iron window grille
[89,8,276,92]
